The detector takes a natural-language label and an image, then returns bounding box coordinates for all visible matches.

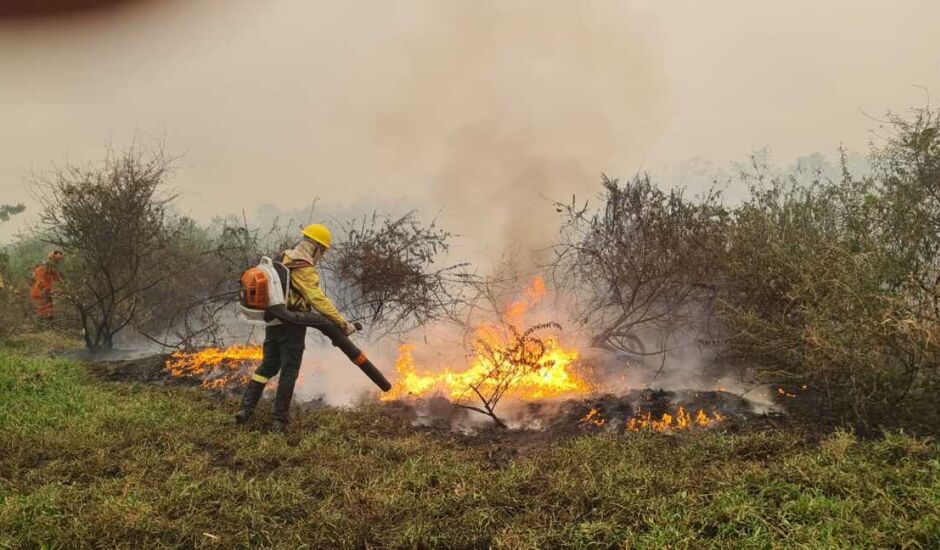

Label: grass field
[1,348,939,548]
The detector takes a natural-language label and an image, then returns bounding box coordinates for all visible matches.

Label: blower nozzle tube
[265,305,392,392]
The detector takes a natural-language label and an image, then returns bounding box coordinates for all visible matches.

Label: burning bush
[164,344,262,390]
[383,276,592,427]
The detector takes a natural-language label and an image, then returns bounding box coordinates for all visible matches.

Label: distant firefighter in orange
[30,251,64,320]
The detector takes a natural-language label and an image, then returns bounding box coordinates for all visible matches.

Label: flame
[382,276,591,403]
[382,334,588,402]
[579,408,606,427]
[165,344,262,390]
[626,406,725,433]
[505,275,547,321]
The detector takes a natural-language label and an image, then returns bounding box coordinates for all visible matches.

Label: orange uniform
[30,260,61,319]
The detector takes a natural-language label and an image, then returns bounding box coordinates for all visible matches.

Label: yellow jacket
[283,253,348,329]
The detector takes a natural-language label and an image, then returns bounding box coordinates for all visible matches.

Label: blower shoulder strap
[275,251,313,270]
[275,252,315,305]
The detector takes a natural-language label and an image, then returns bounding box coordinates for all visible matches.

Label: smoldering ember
[2,2,940,548]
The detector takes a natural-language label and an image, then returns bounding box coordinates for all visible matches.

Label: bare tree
[131,217,244,349]
[551,174,727,359]
[320,212,467,339]
[455,322,561,428]
[429,267,571,428]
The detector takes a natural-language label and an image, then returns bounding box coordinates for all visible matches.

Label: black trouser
[251,323,307,422]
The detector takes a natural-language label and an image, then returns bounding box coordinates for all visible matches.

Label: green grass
[1,349,939,548]
[0,330,83,356]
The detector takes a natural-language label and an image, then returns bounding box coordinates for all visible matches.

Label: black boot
[271,380,295,431]
[234,380,265,424]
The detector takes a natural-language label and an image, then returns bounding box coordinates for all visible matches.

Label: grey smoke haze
[1,0,939,262]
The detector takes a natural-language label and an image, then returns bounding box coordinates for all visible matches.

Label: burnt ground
[84,351,246,393]
[78,352,799,454]
[85,353,171,384]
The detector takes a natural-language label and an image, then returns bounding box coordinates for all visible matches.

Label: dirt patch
[85,354,171,384]
[84,352,246,396]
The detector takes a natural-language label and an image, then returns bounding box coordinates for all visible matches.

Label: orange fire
[626,406,725,433]
[578,406,725,432]
[382,276,592,403]
[165,344,262,390]
[579,408,606,427]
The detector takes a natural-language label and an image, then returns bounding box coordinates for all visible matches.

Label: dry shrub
[552,174,727,356]
[31,146,241,350]
[557,107,940,432]
[455,322,561,428]
[320,212,466,339]
[0,207,43,340]
[719,109,940,430]
[0,280,37,340]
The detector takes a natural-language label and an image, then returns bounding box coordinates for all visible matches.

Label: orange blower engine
[238,257,391,392]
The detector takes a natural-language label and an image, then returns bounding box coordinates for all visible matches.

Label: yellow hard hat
[301,223,332,249]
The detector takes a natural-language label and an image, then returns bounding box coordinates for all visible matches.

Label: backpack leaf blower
[238,256,392,392]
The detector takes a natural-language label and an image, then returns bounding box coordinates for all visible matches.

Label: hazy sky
[2,0,939,254]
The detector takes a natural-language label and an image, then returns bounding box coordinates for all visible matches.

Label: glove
[344,322,361,336]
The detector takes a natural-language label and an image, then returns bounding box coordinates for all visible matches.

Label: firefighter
[29,250,63,320]
[235,223,357,431]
